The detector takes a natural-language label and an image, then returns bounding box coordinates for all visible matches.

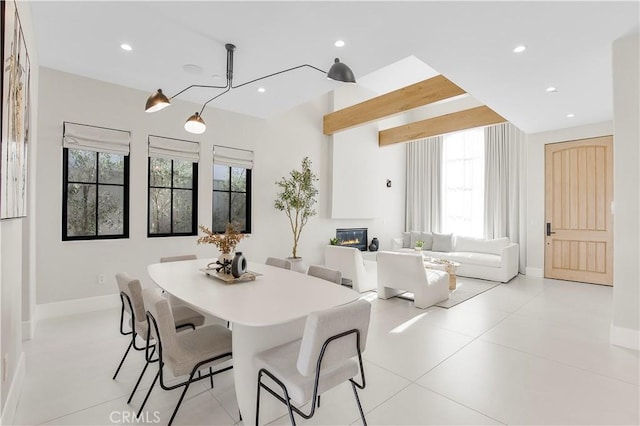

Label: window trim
[62,147,130,241]
[147,158,199,238]
[212,165,252,234]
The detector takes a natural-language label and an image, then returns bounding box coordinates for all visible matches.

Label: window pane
[149,188,171,234]
[68,149,97,183]
[173,160,193,189]
[231,167,246,192]
[213,165,230,190]
[67,183,96,236]
[97,185,124,235]
[150,157,172,187]
[231,192,246,231]
[98,153,125,184]
[213,191,230,233]
[173,189,193,233]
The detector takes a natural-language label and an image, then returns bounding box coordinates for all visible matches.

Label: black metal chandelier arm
[198,86,232,114]
[170,82,230,100]
[231,64,327,90]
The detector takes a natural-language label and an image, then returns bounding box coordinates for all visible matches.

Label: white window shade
[213,145,253,169]
[148,135,199,162]
[63,122,130,155]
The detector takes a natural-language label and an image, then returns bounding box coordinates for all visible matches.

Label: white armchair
[324,245,377,293]
[377,251,449,309]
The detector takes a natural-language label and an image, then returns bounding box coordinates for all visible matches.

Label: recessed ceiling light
[546,86,558,93]
[567,113,575,118]
[334,40,345,48]
[513,45,527,53]
[120,43,132,51]
[257,87,266,93]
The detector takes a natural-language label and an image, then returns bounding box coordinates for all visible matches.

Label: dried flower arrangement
[197,222,246,254]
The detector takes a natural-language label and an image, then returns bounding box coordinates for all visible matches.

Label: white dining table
[147,258,359,424]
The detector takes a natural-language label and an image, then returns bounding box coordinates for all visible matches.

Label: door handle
[546,222,556,236]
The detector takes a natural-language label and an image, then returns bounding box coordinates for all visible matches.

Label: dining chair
[255,299,371,426]
[113,273,205,403]
[137,288,233,426]
[307,265,342,284]
[265,257,292,270]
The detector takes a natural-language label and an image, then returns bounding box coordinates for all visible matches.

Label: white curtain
[213,145,254,169]
[405,136,442,232]
[148,135,199,161]
[484,122,527,273]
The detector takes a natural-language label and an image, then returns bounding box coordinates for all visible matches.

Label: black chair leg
[317,394,321,408]
[209,367,214,389]
[137,370,159,418]
[128,346,155,404]
[113,340,133,380]
[351,381,367,426]
[168,371,197,426]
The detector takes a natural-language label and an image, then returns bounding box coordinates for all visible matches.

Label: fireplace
[336,228,368,251]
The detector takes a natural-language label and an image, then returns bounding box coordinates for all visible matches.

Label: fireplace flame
[340,239,360,245]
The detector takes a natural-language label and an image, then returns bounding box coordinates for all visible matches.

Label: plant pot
[287,257,307,273]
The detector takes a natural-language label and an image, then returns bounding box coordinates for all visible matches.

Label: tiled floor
[13,275,640,425]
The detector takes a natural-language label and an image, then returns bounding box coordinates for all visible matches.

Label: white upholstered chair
[255,299,371,426]
[266,257,292,270]
[376,251,450,309]
[113,273,205,403]
[324,245,376,293]
[137,288,233,426]
[307,265,342,284]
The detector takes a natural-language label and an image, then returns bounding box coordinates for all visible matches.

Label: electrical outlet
[2,354,8,382]
[97,274,106,285]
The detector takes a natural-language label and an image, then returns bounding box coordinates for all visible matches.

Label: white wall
[35,68,406,305]
[1,0,39,419]
[611,32,639,349]
[525,121,613,276]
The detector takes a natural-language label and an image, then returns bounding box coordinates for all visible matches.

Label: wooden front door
[544,136,613,285]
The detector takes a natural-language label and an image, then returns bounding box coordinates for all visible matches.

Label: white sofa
[391,231,519,283]
[377,251,449,309]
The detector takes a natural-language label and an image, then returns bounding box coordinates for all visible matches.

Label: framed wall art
[1,0,31,219]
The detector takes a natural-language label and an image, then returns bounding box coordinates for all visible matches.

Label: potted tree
[274,157,319,271]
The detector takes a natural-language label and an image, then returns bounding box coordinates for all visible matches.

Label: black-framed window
[212,164,251,233]
[148,157,198,236]
[62,148,129,240]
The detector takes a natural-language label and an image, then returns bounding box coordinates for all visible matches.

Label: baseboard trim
[36,294,120,320]
[525,267,543,277]
[0,352,25,426]
[610,324,640,351]
[21,320,35,341]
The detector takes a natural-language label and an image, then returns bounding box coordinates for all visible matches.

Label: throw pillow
[432,232,453,252]
[420,232,433,250]
[401,232,411,248]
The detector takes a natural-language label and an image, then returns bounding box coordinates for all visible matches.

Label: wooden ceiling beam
[323,75,466,135]
[378,106,506,146]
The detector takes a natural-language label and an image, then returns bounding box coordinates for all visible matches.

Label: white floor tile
[364,384,503,425]
[480,312,640,385]
[417,339,640,425]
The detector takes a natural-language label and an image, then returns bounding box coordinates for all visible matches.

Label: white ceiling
[29,1,639,134]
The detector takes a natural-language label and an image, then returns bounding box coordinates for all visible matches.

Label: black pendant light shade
[184,112,206,134]
[145,89,171,113]
[327,58,356,83]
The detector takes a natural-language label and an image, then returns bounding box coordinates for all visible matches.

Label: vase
[287,257,307,273]
[231,252,247,278]
[217,252,234,274]
[368,237,379,252]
